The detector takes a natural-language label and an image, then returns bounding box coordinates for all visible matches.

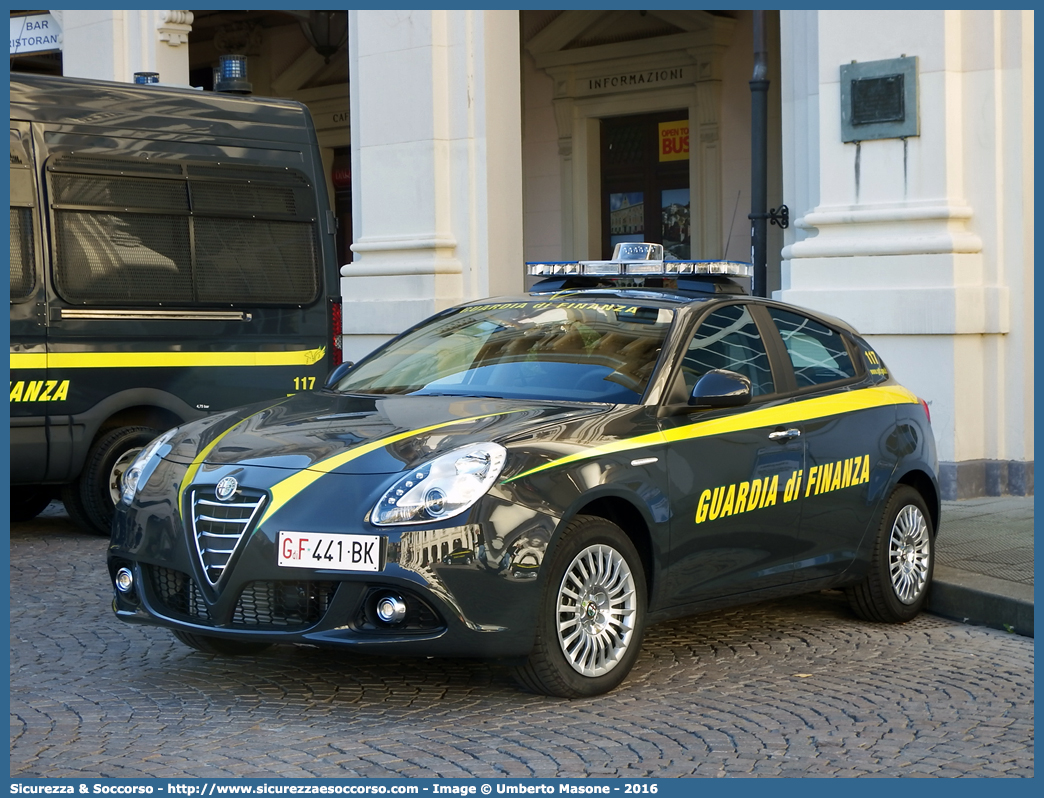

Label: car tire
[75,426,161,536]
[171,630,273,656]
[846,485,934,623]
[10,487,53,523]
[512,515,646,698]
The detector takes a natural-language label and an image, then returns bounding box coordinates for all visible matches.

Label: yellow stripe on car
[10,346,327,370]
[503,384,920,483]
[177,405,292,523]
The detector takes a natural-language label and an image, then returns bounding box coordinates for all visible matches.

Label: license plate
[278,531,383,572]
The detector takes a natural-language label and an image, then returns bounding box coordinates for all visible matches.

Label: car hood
[162,392,612,475]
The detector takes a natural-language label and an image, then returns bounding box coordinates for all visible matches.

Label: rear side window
[47,155,320,306]
[681,304,775,396]
[767,307,856,388]
[10,207,35,301]
[10,130,35,301]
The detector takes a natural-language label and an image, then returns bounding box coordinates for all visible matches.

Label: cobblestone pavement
[10,509,1035,779]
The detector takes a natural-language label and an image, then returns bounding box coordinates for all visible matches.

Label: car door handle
[768,428,801,441]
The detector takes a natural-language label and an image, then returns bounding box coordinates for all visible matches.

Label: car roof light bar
[526,262,583,276]
[526,240,752,279]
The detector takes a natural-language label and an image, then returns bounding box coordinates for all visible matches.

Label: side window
[47,155,320,306]
[10,129,36,301]
[768,307,856,388]
[10,207,35,301]
[681,304,774,396]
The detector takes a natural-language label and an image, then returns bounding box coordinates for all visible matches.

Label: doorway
[600,111,691,259]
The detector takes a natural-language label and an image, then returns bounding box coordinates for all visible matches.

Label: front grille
[190,486,266,585]
[231,581,339,628]
[150,566,211,621]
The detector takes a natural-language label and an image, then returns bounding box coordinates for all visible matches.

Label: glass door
[601,111,690,259]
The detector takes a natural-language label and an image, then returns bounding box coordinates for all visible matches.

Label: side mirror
[324,360,355,389]
[690,369,752,408]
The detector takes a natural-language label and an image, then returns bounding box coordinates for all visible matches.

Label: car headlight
[372,443,507,526]
[120,427,179,505]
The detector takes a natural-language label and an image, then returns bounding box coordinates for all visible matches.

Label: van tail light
[920,398,931,424]
[329,298,343,367]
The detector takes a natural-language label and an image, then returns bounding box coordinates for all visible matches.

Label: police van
[10,73,343,534]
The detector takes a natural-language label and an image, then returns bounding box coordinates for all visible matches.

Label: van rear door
[9,121,51,483]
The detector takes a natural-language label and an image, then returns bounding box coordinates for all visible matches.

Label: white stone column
[57,10,192,85]
[778,10,1033,497]
[342,10,524,361]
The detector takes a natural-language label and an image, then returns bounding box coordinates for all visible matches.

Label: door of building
[600,110,690,260]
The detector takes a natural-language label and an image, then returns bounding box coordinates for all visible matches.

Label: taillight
[920,398,931,424]
[329,298,343,367]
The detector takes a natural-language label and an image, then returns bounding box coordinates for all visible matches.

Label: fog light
[115,567,135,594]
[375,594,407,624]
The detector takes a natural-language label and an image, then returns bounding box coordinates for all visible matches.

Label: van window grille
[195,218,319,303]
[47,154,321,307]
[189,181,299,216]
[10,208,35,300]
[52,173,189,212]
[53,212,193,302]
[52,156,183,176]
[186,164,310,184]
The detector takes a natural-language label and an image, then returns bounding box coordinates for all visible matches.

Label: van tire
[11,488,53,522]
[76,426,161,536]
[61,482,96,533]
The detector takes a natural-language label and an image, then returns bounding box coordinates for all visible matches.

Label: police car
[109,243,939,698]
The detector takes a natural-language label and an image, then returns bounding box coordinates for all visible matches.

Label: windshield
[335,299,676,404]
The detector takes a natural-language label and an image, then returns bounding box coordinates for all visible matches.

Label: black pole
[749,10,769,297]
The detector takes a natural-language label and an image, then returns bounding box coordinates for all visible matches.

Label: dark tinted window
[10,130,35,301]
[10,207,35,300]
[681,304,774,396]
[768,307,856,387]
[48,156,320,306]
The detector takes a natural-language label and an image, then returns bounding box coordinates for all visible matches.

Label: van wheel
[61,482,96,532]
[10,488,53,522]
[172,630,273,656]
[75,426,160,536]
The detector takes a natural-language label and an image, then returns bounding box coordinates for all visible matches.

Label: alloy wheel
[556,543,638,677]
[888,504,931,604]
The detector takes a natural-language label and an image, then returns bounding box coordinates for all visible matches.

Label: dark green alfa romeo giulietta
[109,244,939,697]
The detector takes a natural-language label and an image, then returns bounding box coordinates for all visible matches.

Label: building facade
[10,9,1033,498]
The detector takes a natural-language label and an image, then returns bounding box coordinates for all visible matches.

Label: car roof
[525,287,714,306]
[461,288,864,336]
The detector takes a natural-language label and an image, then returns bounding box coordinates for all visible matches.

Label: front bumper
[108,461,559,659]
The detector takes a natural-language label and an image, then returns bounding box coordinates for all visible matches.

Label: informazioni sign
[11,13,62,56]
